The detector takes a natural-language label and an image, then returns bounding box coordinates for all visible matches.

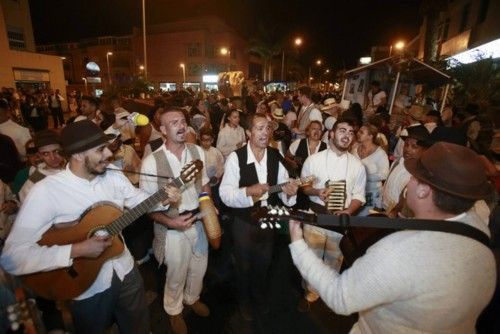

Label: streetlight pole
[142,0,148,80]
[180,63,186,87]
[281,51,285,81]
[106,52,113,87]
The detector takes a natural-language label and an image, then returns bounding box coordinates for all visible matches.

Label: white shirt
[203,146,224,180]
[140,144,209,212]
[216,124,246,159]
[297,103,322,136]
[288,138,323,156]
[0,119,31,160]
[18,164,65,203]
[1,166,150,300]
[382,158,411,211]
[367,90,387,107]
[219,145,296,208]
[290,210,495,333]
[353,146,389,193]
[301,149,366,207]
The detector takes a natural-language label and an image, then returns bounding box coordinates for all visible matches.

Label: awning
[345,56,451,85]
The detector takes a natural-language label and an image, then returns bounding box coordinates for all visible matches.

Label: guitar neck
[106,177,184,236]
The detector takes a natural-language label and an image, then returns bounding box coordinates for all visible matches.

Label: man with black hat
[1,120,180,334]
[382,125,431,217]
[18,130,65,202]
[393,105,426,160]
[288,142,496,333]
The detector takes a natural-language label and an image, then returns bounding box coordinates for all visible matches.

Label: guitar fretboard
[106,177,184,236]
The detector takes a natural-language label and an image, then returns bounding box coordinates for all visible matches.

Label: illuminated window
[7,26,25,50]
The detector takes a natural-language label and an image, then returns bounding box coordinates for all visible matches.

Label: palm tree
[247,21,285,81]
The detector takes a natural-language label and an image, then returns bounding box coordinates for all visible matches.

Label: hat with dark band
[404,142,492,199]
[61,120,115,155]
[34,130,60,149]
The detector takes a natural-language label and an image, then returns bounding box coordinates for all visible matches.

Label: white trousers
[162,221,208,315]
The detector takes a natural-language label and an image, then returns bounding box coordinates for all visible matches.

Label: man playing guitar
[1,120,180,334]
[289,142,495,333]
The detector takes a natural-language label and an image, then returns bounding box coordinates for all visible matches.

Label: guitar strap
[314,213,491,248]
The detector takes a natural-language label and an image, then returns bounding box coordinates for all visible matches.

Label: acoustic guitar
[255,206,490,270]
[21,160,203,301]
[251,175,316,203]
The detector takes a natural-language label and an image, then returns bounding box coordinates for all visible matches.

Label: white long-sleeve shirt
[1,166,150,300]
[301,148,366,208]
[290,210,496,334]
[219,145,296,208]
[216,124,246,159]
[353,146,389,193]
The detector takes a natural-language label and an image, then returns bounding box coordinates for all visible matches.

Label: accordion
[325,180,347,212]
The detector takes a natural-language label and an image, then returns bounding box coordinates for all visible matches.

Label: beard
[85,156,108,175]
[332,138,350,152]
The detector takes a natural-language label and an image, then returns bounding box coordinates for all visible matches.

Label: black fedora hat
[34,130,60,149]
[401,125,433,147]
[404,142,492,199]
[61,120,115,155]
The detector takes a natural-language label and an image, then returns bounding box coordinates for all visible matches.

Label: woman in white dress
[216,109,246,159]
[353,123,389,216]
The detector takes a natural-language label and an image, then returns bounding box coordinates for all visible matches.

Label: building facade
[418,0,500,61]
[36,16,259,93]
[0,0,66,101]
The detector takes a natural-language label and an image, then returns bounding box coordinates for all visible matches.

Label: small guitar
[21,160,203,301]
[255,206,491,270]
[251,175,316,203]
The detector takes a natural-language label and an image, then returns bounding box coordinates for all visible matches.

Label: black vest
[232,146,282,218]
[295,139,327,173]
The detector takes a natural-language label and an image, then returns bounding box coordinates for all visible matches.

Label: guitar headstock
[255,206,315,230]
[180,160,204,184]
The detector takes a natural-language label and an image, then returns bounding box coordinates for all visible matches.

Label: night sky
[28,0,422,69]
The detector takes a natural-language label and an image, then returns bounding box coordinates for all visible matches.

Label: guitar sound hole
[93,229,110,238]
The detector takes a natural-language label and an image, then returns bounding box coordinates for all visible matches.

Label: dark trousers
[70,266,150,334]
[50,107,64,128]
[232,216,274,305]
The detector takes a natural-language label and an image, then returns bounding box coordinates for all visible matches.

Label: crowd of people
[0,83,498,334]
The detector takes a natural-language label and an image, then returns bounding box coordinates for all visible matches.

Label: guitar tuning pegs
[260,222,268,229]
[274,222,281,229]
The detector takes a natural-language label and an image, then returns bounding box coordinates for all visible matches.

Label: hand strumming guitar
[70,236,112,259]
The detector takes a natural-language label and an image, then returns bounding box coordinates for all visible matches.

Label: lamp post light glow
[316,59,322,66]
[82,77,88,94]
[294,37,302,46]
[180,63,186,85]
[106,52,113,86]
[220,47,231,71]
[389,40,405,56]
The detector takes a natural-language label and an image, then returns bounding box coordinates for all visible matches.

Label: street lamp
[106,52,113,86]
[82,77,88,94]
[389,40,405,56]
[294,37,303,47]
[180,63,186,86]
[308,59,323,86]
[220,47,231,72]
